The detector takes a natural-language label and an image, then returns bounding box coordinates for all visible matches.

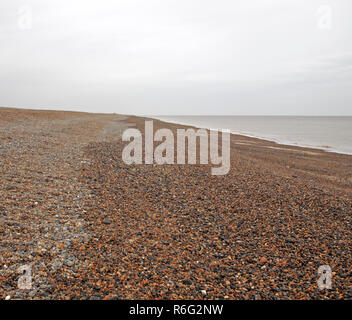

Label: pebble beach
[0,107,351,300]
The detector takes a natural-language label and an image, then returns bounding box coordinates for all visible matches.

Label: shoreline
[2,107,351,156]
[150,115,352,156]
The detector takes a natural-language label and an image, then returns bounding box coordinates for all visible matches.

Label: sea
[152,116,352,155]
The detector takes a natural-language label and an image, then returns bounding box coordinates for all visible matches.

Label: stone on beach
[0,107,351,300]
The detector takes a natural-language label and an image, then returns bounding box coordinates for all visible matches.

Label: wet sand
[0,107,351,299]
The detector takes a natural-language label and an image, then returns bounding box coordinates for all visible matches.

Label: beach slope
[0,107,351,299]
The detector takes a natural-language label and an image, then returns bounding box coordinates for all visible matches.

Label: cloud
[0,0,351,115]
[281,53,352,87]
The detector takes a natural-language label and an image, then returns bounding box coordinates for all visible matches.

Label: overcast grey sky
[0,0,351,115]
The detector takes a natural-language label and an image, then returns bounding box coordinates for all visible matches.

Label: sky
[0,0,351,115]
